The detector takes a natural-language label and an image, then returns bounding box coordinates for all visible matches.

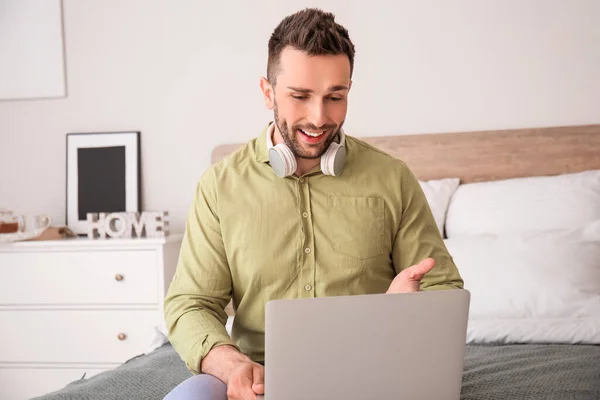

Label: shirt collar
[254,122,273,163]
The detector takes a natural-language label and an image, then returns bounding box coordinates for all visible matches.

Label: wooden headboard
[211,124,600,183]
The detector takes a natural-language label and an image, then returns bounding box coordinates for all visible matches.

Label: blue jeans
[164,374,227,400]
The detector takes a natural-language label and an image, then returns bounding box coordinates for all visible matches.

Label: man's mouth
[298,128,325,138]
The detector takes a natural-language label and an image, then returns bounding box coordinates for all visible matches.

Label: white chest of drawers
[0,235,183,400]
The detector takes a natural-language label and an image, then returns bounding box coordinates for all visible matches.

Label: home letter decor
[86,212,169,239]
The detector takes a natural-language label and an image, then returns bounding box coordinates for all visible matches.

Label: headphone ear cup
[269,144,297,177]
[321,142,346,176]
[320,144,336,175]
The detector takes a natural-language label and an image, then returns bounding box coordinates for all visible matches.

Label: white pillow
[418,178,460,237]
[444,220,600,344]
[445,170,600,237]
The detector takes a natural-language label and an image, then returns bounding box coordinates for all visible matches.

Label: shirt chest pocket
[328,196,384,260]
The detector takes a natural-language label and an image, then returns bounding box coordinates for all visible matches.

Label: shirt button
[299,177,305,183]
[304,247,311,254]
[305,284,312,291]
[302,212,308,218]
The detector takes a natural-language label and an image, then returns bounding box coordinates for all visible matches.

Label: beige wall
[1,0,599,232]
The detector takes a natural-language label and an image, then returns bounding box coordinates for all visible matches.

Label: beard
[273,101,343,160]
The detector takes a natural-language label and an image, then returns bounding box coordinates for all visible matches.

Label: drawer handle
[117,333,127,341]
[115,274,124,282]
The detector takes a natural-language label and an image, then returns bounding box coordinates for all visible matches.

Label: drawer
[0,366,110,400]
[0,250,159,305]
[1,309,159,364]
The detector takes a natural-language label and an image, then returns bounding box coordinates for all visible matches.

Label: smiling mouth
[298,128,325,138]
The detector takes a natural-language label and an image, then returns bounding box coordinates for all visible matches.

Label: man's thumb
[413,258,435,277]
[252,365,265,394]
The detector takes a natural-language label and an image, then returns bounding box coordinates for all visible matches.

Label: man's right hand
[226,359,264,400]
[201,345,264,400]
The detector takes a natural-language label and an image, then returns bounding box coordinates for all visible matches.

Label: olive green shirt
[164,125,464,374]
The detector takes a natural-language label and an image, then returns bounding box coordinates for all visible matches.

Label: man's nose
[307,101,327,129]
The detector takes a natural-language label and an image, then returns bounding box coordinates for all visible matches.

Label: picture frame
[66,131,141,235]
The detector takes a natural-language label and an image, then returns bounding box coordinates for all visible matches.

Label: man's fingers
[386,258,435,294]
[252,383,265,395]
[227,374,258,400]
[253,364,264,385]
[408,258,435,280]
[252,364,265,394]
[237,383,257,400]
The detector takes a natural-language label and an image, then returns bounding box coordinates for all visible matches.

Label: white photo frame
[0,0,67,100]
[66,131,141,235]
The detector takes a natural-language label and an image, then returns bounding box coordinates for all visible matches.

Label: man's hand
[226,360,264,400]
[386,258,435,294]
[201,345,264,400]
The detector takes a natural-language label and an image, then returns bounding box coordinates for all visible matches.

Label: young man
[164,8,463,400]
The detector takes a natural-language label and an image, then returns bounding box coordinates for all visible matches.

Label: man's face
[265,47,352,159]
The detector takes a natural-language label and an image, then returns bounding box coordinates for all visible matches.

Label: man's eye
[329,97,343,102]
[292,95,307,100]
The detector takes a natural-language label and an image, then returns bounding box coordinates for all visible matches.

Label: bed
[35,124,600,400]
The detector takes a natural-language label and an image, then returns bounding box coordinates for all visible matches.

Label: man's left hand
[386,258,435,294]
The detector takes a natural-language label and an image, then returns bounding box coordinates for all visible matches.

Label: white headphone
[266,122,346,178]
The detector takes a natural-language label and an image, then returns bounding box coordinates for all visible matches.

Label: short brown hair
[267,8,355,85]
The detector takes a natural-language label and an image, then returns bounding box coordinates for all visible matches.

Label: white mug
[16,214,52,233]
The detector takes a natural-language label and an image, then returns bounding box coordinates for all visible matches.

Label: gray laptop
[258,289,470,400]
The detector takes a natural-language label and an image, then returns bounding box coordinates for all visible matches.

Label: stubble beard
[273,101,342,160]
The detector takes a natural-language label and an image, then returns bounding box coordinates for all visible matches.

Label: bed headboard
[211,124,600,183]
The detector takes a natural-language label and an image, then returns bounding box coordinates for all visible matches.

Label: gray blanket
[34,344,600,400]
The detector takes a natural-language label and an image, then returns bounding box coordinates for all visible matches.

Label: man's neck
[294,158,320,177]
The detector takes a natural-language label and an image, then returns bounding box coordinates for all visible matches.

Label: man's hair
[267,8,355,85]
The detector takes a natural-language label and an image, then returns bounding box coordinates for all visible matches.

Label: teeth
[300,129,324,137]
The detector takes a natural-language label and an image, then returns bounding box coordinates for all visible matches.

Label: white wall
[1,0,599,232]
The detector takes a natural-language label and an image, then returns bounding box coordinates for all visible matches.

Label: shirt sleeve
[164,169,238,374]
[391,166,464,290]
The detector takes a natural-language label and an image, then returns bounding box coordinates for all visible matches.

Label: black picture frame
[66,131,141,235]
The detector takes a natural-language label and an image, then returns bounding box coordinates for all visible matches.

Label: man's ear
[259,77,274,110]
